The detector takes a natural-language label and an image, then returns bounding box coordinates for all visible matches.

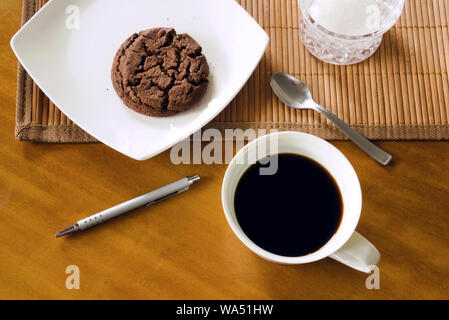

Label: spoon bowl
[270,72,314,108]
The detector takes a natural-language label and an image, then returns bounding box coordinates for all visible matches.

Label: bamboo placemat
[15,0,449,142]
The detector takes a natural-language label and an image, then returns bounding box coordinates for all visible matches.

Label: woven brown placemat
[16,0,449,143]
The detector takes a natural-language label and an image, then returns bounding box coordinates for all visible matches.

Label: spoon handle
[313,104,392,166]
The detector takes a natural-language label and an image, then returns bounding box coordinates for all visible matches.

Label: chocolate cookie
[111,28,209,117]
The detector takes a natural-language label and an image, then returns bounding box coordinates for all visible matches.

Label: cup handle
[329,232,380,273]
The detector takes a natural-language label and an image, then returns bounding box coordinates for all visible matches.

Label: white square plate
[11,0,268,160]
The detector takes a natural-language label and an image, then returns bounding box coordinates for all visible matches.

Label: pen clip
[145,187,189,207]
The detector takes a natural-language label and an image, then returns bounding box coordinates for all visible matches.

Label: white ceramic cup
[221,131,380,273]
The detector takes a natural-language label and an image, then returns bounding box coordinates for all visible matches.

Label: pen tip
[55,231,66,238]
[55,224,79,238]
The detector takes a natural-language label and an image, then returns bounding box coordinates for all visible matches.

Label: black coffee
[234,153,343,257]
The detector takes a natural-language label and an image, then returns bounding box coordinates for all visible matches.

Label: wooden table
[1,0,448,300]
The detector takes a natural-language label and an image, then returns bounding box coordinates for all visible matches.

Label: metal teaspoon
[270,72,392,166]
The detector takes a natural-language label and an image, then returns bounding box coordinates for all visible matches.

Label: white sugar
[308,0,382,36]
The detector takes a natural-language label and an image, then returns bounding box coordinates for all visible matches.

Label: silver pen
[55,175,201,238]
